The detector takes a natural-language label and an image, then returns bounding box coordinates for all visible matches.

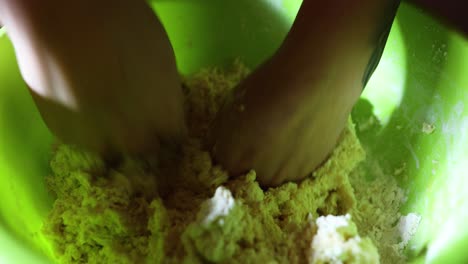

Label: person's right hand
[210,0,399,186]
[0,0,186,154]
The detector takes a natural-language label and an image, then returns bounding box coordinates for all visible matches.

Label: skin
[211,0,466,187]
[0,0,186,154]
[0,0,464,185]
[210,0,400,187]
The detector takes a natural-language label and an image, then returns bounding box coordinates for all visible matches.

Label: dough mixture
[43,62,415,263]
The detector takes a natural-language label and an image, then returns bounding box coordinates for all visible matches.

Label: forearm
[275,0,400,94]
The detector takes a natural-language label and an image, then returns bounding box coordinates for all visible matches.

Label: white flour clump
[310,214,379,264]
[198,186,236,226]
[397,213,422,250]
[183,187,245,262]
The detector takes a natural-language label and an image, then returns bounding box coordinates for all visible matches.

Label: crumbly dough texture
[310,214,379,264]
[43,62,409,263]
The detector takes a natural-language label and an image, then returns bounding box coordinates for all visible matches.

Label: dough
[43,62,411,263]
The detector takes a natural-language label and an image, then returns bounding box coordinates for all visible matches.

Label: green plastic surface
[0,1,467,263]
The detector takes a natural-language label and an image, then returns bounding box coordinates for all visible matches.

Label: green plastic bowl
[0,1,467,263]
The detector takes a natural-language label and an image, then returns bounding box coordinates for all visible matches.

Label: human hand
[210,0,399,186]
[0,0,186,154]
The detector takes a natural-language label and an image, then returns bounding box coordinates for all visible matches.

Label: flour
[43,62,416,263]
[198,186,236,226]
[310,214,379,264]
